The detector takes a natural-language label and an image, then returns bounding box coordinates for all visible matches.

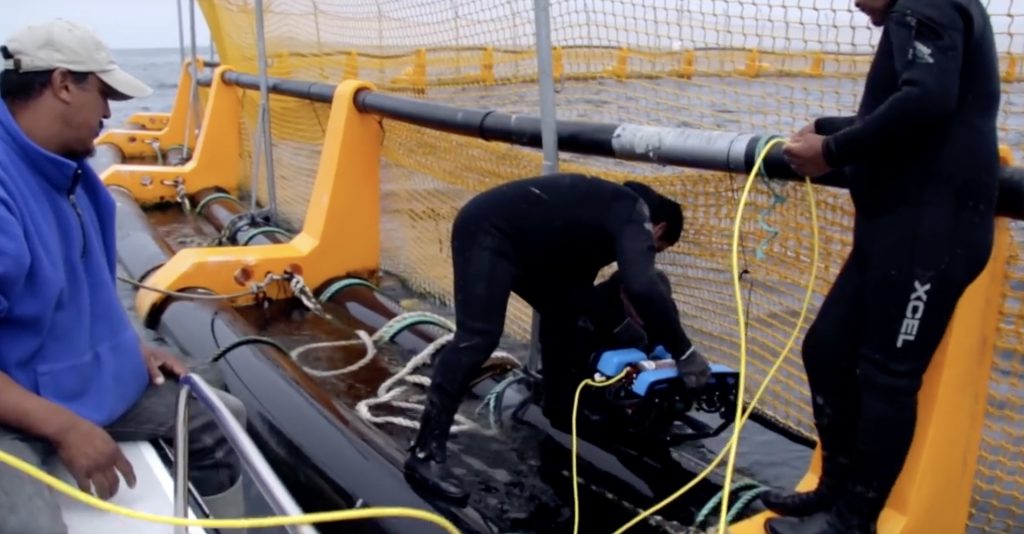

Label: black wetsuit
[426,174,694,428]
[795,0,999,524]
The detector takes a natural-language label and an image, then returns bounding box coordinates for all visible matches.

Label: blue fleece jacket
[0,102,148,426]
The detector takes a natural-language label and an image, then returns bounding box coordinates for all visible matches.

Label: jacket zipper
[68,168,86,258]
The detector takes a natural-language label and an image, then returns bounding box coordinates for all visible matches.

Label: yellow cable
[610,138,820,534]
[571,369,630,534]
[0,447,460,533]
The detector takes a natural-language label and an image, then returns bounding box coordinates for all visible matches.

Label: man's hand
[51,415,136,500]
[141,343,188,386]
[783,131,832,178]
[676,348,711,389]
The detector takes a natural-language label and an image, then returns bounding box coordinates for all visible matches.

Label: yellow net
[198,0,1024,529]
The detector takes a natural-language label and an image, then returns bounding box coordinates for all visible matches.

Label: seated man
[404,173,711,503]
[0,20,246,534]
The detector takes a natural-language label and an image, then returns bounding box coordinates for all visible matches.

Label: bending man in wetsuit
[405,174,712,502]
[763,1,1001,533]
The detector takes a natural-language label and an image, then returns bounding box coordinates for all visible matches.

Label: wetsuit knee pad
[856,349,926,401]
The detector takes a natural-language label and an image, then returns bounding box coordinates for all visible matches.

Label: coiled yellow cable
[606,138,820,534]
[0,447,460,533]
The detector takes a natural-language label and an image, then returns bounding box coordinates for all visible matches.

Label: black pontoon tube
[110,186,175,282]
[157,297,496,534]
[90,143,125,175]
[192,187,294,246]
[195,70,1024,219]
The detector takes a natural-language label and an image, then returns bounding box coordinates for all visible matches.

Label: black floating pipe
[156,297,495,534]
[109,190,497,533]
[90,143,125,176]
[192,187,293,246]
[196,69,1024,220]
[110,186,175,282]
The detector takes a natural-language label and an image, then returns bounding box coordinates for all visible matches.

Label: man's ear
[652,222,667,240]
[49,69,75,105]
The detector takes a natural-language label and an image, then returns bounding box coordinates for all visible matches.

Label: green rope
[241,226,294,245]
[726,486,770,524]
[752,134,788,261]
[317,278,377,303]
[194,192,242,216]
[693,479,766,527]
[377,312,455,342]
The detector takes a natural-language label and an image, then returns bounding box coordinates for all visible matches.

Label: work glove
[675,347,711,389]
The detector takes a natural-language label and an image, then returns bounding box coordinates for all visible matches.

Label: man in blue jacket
[0,20,246,533]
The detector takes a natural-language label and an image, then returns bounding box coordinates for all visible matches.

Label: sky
[0,0,1021,53]
[0,0,212,50]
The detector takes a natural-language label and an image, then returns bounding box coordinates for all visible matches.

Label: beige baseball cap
[2,19,152,101]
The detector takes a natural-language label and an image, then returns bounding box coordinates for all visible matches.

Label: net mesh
[198,0,1024,529]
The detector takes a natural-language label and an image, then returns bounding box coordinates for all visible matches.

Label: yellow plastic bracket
[344,51,359,80]
[100,65,242,205]
[740,49,761,78]
[553,46,565,82]
[95,60,203,157]
[1003,54,1019,83]
[731,148,1015,534]
[481,47,496,85]
[678,50,696,79]
[611,47,630,80]
[806,53,825,77]
[133,80,382,323]
[125,113,170,131]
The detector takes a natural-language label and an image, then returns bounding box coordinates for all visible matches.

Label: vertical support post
[184,0,202,161]
[254,0,279,224]
[173,384,192,534]
[528,0,561,374]
[176,0,187,65]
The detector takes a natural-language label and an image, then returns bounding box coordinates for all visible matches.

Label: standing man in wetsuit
[404,174,712,502]
[763,1,1001,533]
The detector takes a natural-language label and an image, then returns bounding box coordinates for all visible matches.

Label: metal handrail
[174,373,319,534]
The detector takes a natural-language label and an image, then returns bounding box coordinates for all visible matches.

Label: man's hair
[0,47,90,105]
[623,181,684,246]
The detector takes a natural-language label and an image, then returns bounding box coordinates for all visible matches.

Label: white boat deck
[49,441,209,534]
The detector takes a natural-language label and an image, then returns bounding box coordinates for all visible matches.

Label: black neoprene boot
[404,400,469,505]
[759,451,850,517]
[765,463,885,534]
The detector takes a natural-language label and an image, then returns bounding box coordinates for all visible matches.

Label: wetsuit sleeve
[823,4,965,168]
[814,116,858,136]
[611,199,695,358]
[0,197,28,319]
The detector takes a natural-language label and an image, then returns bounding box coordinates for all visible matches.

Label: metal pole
[528,0,560,374]
[176,0,186,65]
[183,0,201,161]
[254,0,279,224]
[183,374,317,534]
[173,384,191,534]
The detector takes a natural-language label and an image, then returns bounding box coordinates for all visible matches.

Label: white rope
[289,313,523,435]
